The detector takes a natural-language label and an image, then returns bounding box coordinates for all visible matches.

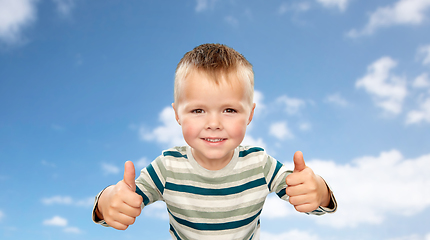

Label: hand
[97,161,143,230]
[285,151,330,213]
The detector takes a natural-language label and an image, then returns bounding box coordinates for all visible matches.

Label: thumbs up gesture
[96,161,143,230]
[285,151,331,213]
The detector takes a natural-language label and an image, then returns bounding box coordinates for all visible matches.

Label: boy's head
[172,44,256,167]
[174,43,254,107]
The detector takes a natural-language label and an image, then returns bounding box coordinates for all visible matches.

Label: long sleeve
[263,154,337,215]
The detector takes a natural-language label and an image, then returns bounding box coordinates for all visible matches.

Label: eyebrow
[181,101,248,111]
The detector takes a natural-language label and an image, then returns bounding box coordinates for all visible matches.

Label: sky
[1,0,430,239]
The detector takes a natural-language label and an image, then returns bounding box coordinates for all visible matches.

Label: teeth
[205,138,223,142]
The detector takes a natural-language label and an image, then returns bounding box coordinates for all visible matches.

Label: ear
[172,103,181,125]
[247,103,256,125]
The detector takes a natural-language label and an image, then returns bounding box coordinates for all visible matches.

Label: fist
[285,151,330,213]
[97,161,143,230]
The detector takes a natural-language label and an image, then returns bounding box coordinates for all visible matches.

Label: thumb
[123,161,136,191]
[293,151,306,172]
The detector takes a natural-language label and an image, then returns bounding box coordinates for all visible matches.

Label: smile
[203,138,225,142]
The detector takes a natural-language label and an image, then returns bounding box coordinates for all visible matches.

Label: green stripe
[169,208,261,231]
[135,186,150,205]
[268,160,283,191]
[239,147,264,157]
[276,188,286,198]
[164,151,188,159]
[165,178,266,196]
[169,224,182,240]
[147,164,164,194]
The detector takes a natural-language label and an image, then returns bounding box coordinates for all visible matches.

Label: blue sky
[1,0,430,239]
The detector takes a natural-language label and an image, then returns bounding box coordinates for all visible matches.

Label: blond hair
[174,43,254,105]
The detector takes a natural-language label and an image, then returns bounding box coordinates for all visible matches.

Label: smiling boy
[93,43,337,239]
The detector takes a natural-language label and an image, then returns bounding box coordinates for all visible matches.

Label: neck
[191,148,234,171]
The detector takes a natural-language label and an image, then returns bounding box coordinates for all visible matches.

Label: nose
[206,113,222,130]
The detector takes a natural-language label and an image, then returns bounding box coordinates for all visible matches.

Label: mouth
[202,138,226,143]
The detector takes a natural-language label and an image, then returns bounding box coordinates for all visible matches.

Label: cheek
[227,119,248,137]
[181,120,199,139]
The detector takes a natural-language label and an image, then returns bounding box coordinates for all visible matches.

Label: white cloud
[324,93,349,107]
[356,57,407,115]
[139,106,186,147]
[144,201,168,220]
[135,157,149,170]
[63,226,82,234]
[0,210,4,221]
[41,195,93,207]
[52,0,75,17]
[42,196,73,205]
[254,90,266,114]
[75,197,93,207]
[304,150,430,228]
[43,215,82,234]
[261,229,320,240]
[248,90,265,130]
[387,233,430,240]
[0,0,38,44]
[406,96,430,124]
[348,0,430,37]
[43,216,68,227]
[269,121,294,140]
[242,134,266,149]
[356,55,430,123]
[412,73,430,88]
[102,163,120,175]
[261,194,294,219]
[277,95,306,115]
[316,0,349,12]
[406,72,430,124]
[418,44,430,66]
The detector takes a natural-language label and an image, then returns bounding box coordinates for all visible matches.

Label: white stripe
[234,155,264,169]
[165,158,194,171]
[164,188,268,210]
[169,206,262,225]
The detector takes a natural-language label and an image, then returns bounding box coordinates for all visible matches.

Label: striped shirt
[94,145,336,239]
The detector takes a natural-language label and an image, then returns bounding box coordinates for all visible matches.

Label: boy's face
[172,70,255,168]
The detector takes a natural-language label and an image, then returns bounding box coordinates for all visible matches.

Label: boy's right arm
[95,161,143,230]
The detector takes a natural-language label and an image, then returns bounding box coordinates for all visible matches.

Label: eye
[191,109,204,114]
[223,108,237,113]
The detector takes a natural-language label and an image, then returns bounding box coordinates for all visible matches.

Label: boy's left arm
[285,151,337,214]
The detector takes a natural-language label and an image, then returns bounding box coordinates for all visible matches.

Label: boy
[93,43,337,239]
